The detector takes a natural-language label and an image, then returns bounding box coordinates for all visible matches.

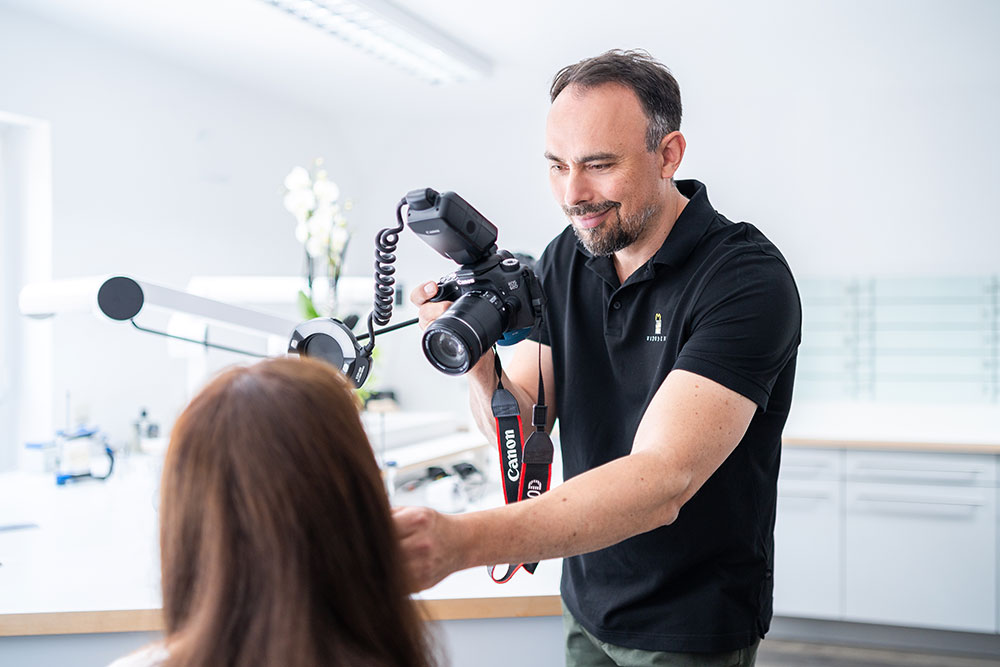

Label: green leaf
[298,289,320,320]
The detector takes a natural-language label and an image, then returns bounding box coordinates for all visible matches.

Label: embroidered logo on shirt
[647,312,668,342]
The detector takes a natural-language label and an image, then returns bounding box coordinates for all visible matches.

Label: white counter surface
[784,401,1000,448]
[0,462,162,616]
[0,453,560,625]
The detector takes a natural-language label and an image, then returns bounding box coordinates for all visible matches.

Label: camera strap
[491,353,524,507]
[487,348,553,584]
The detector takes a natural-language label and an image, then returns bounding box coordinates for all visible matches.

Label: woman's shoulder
[107,642,169,667]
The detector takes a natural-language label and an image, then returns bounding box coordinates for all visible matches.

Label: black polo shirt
[529,179,801,652]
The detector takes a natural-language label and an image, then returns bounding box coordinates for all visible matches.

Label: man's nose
[563,169,594,208]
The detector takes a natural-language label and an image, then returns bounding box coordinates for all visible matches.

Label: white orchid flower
[310,206,335,231]
[283,166,311,192]
[283,189,316,216]
[330,226,350,254]
[295,221,309,244]
[313,178,340,206]
[285,160,351,283]
[306,234,329,258]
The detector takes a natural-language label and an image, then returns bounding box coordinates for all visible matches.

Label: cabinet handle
[779,491,832,500]
[783,463,832,474]
[855,494,982,507]
[853,494,984,518]
[852,465,982,483]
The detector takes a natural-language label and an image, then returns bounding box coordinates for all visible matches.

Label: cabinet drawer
[844,481,996,632]
[780,448,842,482]
[846,451,996,486]
[773,479,842,619]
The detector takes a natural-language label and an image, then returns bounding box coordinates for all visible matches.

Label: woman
[112,357,435,667]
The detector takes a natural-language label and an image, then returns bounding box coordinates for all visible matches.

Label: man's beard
[565,201,660,256]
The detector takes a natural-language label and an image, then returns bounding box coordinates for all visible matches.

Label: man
[395,50,801,666]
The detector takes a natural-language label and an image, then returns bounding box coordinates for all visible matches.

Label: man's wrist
[469,347,497,386]
[450,510,487,570]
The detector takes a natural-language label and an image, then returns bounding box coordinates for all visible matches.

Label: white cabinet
[843,452,997,633]
[773,448,843,619]
[774,446,1000,635]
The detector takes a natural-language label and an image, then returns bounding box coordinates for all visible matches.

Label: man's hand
[392,505,467,592]
[410,281,450,331]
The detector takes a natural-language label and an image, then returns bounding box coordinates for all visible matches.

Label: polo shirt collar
[650,179,714,268]
[576,179,715,281]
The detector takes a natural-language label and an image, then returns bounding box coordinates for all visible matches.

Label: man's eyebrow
[577,152,619,163]
[544,151,619,163]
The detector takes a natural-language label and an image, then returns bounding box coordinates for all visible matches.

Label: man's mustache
[563,201,621,218]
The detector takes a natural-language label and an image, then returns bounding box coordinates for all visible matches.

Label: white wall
[336,0,1000,281]
[0,114,54,470]
[1,0,999,454]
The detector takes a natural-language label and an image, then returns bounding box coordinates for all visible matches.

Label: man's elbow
[652,470,693,528]
[655,496,684,527]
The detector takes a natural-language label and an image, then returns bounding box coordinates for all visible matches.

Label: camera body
[406,188,544,375]
[430,248,543,336]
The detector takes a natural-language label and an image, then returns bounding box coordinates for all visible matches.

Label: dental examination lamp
[19,275,301,356]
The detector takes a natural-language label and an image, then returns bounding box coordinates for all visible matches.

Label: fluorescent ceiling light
[260,0,492,84]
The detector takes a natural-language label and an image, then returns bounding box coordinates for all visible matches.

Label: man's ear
[658,131,686,180]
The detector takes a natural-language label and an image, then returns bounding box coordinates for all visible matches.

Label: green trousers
[563,602,759,667]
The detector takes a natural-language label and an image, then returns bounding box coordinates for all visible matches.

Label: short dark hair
[550,49,682,152]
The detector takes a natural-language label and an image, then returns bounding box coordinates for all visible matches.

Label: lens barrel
[422,291,505,374]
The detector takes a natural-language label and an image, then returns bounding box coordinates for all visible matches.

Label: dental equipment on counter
[26,425,114,485]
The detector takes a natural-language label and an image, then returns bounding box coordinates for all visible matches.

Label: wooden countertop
[783,437,1000,454]
[0,596,564,637]
[782,402,1000,453]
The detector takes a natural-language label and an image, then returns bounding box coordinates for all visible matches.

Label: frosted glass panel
[795,276,999,403]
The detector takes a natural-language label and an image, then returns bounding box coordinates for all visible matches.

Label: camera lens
[424,330,468,371]
[422,291,505,375]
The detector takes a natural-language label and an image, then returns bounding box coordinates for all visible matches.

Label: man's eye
[549,164,565,172]
[591,163,611,170]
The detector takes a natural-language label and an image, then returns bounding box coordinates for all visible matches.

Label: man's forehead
[545,83,647,158]
[554,80,638,104]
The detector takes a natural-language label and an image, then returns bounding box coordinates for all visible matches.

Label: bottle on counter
[132,408,150,454]
[384,460,398,501]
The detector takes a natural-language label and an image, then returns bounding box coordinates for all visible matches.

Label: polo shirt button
[612,301,622,310]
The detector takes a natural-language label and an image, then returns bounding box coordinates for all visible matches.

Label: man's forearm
[398,370,755,591]
[447,449,689,570]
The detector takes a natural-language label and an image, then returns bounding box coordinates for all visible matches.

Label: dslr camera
[406,188,545,375]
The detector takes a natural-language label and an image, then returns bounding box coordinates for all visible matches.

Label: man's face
[545,82,667,256]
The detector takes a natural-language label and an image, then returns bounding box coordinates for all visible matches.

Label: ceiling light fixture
[259,0,492,84]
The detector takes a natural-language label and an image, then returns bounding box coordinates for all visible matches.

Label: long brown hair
[159,357,434,667]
